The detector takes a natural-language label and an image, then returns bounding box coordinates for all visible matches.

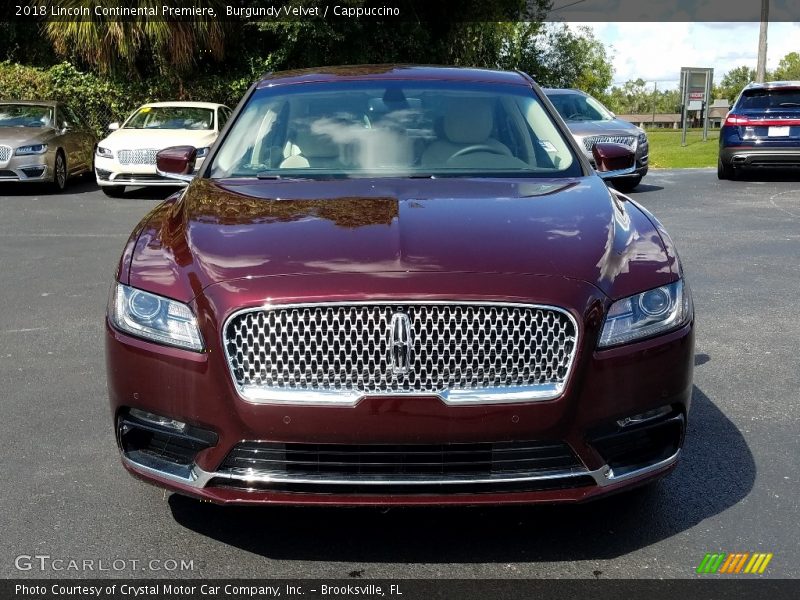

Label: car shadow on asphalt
[113,185,185,200]
[0,179,182,199]
[621,183,664,194]
[729,170,800,183]
[0,177,98,197]
[168,384,755,563]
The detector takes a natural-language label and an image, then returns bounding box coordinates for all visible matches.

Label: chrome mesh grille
[582,135,636,152]
[224,303,578,400]
[117,149,158,165]
[0,145,11,162]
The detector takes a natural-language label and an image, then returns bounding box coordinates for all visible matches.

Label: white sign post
[680,67,714,146]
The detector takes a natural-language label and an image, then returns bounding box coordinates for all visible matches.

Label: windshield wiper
[778,102,800,107]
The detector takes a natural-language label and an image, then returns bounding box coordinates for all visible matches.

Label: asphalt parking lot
[1,169,798,579]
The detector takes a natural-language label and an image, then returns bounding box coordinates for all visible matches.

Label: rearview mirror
[156,146,197,183]
[591,142,635,176]
[108,122,120,131]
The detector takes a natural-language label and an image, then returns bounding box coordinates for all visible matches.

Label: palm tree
[38,0,226,76]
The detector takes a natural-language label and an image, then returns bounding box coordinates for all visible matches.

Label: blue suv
[718,81,800,179]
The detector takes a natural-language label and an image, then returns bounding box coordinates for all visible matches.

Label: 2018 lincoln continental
[106,66,694,506]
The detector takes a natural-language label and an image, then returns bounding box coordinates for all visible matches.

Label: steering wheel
[566,113,585,120]
[448,144,511,160]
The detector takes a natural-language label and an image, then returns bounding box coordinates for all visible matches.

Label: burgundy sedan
[106,66,694,506]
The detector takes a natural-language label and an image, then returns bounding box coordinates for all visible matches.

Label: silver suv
[544,88,649,192]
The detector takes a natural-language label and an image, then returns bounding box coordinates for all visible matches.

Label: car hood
[0,127,54,146]
[99,128,217,150]
[127,176,678,304]
[565,119,641,138]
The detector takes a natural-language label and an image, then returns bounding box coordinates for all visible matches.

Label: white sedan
[95,101,232,196]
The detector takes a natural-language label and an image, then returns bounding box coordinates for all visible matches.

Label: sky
[570,22,800,90]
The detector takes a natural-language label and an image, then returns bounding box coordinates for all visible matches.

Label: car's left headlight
[195,147,210,158]
[598,280,692,348]
[15,144,48,156]
[110,283,204,351]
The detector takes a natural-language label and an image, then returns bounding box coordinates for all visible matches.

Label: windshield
[0,104,54,128]
[548,92,615,122]
[124,106,214,130]
[209,81,580,179]
[739,88,800,109]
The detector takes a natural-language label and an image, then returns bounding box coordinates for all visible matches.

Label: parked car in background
[544,88,649,192]
[718,81,800,179]
[0,101,96,191]
[95,101,232,197]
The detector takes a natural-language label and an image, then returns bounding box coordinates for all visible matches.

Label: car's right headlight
[598,280,692,348]
[96,146,113,158]
[109,283,204,351]
[15,144,48,155]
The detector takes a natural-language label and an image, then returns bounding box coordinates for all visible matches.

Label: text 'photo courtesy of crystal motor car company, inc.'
[106,65,694,507]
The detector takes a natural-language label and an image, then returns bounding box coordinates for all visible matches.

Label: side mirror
[591,142,635,176]
[156,146,197,183]
[108,122,120,131]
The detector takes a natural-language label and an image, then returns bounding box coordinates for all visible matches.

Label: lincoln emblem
[389,312,413,374]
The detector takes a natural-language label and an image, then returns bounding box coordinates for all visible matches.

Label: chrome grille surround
[581,135,637,153]
[117,149,158,165]
[0,145,11,163]
[222,302,579,406]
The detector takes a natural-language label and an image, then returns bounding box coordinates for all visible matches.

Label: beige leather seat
[421,99,512,168]
[279,128,342,169]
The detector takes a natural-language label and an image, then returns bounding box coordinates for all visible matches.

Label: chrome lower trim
[596,164,639,180]
[121,448,680,492]
[0,165,49,181]
[237,382,566,407]
[155,167,194,183]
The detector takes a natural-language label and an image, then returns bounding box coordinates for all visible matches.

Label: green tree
[38,0,227,77]
[716,65,756,103]
[773,52,800,81]
[500,23,613,97]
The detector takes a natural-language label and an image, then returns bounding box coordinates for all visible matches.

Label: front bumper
[0,151,52,182]
[585,143,649,181]
[95,155,204,187]
[106,280,694,506]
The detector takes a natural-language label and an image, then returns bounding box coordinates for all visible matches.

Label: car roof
[139,101,227,109]
[256,65,532,89]
[743,80,800,91]
[0,100,60,107]
[542,88,586,95]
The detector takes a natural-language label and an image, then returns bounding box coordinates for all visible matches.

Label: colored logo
[696,552,773,574]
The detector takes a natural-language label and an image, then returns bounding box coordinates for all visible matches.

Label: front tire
[101,186,126,198]
[51,150,67,192]
[717,157,735,180]
[611,176,642,192]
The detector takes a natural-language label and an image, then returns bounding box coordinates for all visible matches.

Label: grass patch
[647,129,720,169]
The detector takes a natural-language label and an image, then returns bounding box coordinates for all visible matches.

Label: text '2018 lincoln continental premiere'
[106,66,694,506]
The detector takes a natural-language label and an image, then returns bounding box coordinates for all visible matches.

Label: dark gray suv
[544,88,649,192]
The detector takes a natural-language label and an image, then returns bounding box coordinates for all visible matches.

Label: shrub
[0,61,255,136]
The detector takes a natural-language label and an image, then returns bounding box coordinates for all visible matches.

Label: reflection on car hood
[128,176,678,304]
[564,119,641,139]
[99,128,217,150]
[0,127,55,146]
